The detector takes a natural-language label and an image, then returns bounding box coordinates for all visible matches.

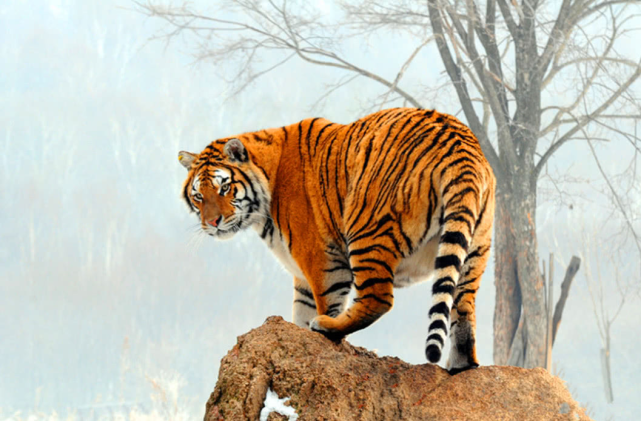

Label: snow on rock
[259,388,298,421]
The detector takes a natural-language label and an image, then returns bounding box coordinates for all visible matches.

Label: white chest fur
[260,228,306,280]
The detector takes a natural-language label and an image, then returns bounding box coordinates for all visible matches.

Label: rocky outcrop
[205,316,590,421]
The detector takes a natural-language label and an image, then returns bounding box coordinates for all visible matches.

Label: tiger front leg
[310,243,399,340]
[291,274,351,329]
[292,277,319,328]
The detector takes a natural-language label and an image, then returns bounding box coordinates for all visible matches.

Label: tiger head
[178,138,269,240]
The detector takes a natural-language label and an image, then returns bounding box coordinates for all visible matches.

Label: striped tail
[425,217,472,363]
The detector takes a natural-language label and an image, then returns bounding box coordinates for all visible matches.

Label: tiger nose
[208,216,222,227]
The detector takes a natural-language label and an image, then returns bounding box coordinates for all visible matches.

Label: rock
[205,316,591,421]
[266,413,289,421]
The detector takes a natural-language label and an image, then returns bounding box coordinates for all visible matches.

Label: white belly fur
[258,219,441,287]
[394,233,440,288]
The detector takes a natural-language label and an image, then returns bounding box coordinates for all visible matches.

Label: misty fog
[1,1,640,420]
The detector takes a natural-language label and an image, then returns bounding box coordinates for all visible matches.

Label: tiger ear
[178,151,197,169]
[223,138,248,163]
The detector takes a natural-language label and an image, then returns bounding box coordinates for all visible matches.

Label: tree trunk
[494,186,546,368]
[493,197,521,365]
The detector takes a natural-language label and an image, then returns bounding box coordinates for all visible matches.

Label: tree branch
[537,0,574,78]
[539,21,619,139]
[379,37,434,110]
[428,0,508,188]
[534,60,641,178]
[542,56,639,90]
[136,1,425,108]
[464,0,515,164]
[587,139,641,259]
[495,0,518,37]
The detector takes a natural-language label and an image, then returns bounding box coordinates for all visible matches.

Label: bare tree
[136,0,641,368]
[580,224,638,402]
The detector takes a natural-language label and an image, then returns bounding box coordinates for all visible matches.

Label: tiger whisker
[187,230,206,255]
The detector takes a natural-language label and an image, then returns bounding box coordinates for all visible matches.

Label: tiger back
[178,107,495,373]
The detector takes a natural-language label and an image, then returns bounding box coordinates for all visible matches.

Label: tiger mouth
[206,219,243,236]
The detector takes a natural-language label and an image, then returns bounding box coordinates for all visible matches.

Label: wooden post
[546,253,554,371]
[552,256,581,345]
[542,260,547,310]
[601,346,614,403]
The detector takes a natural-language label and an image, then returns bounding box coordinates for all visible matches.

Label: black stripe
[260,219,274,239]
[368,123,437,212]
[435,135,462,163]
[444,207,475,222]
[349,243,395,257]
[475,192,489,230]
[429,302,450,317]
[353,293,393,307]
[321,281,353,296]
[360,258,394,277]
[182,182,195,212]
[432,280,456,296]
[275,196,283,241]
[313,121,332,155]
[233,167,259,203]
[324,266,351,273]
[324,261,351,272]
[466,246,489,260]
[453,288,477,306]
[354,277,393,291]
[253,161,270,182]
[440,157,476,178]
[442,170,477,197]
[435,255,462,272]
[429,320,447,334]
[446,187,478,207]
[295,287,314,300]
[433,276,455,288]
[397,219,414,253]
[442,213,473,234]
[306,117,321,157]
[372,228,405,257]
[333,130,345,215]
[294,299,316,309]
[440,231,469,251]
[410,124,451,168]
[457,277,478,288]
[286,219,293,250]
[347,116,414,226]
[426,333,444,346]
[297,121,304,162]
[348,213,394,244]
[351,266,377,273]
[327,302,342,316]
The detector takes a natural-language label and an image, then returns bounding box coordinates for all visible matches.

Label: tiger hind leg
[425,185,487,365]
[424,223,470,365]
[446,194,494,374]
[310,239,399,339]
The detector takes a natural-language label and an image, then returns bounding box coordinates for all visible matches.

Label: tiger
[178,107,495,374]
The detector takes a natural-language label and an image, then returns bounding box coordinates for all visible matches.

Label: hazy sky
[1,1,640,420]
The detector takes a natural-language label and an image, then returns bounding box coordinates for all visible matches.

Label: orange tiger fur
[178,108,495,373]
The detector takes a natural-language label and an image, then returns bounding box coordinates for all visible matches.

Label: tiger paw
[447,363,479,375]
[310,315,345,342]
